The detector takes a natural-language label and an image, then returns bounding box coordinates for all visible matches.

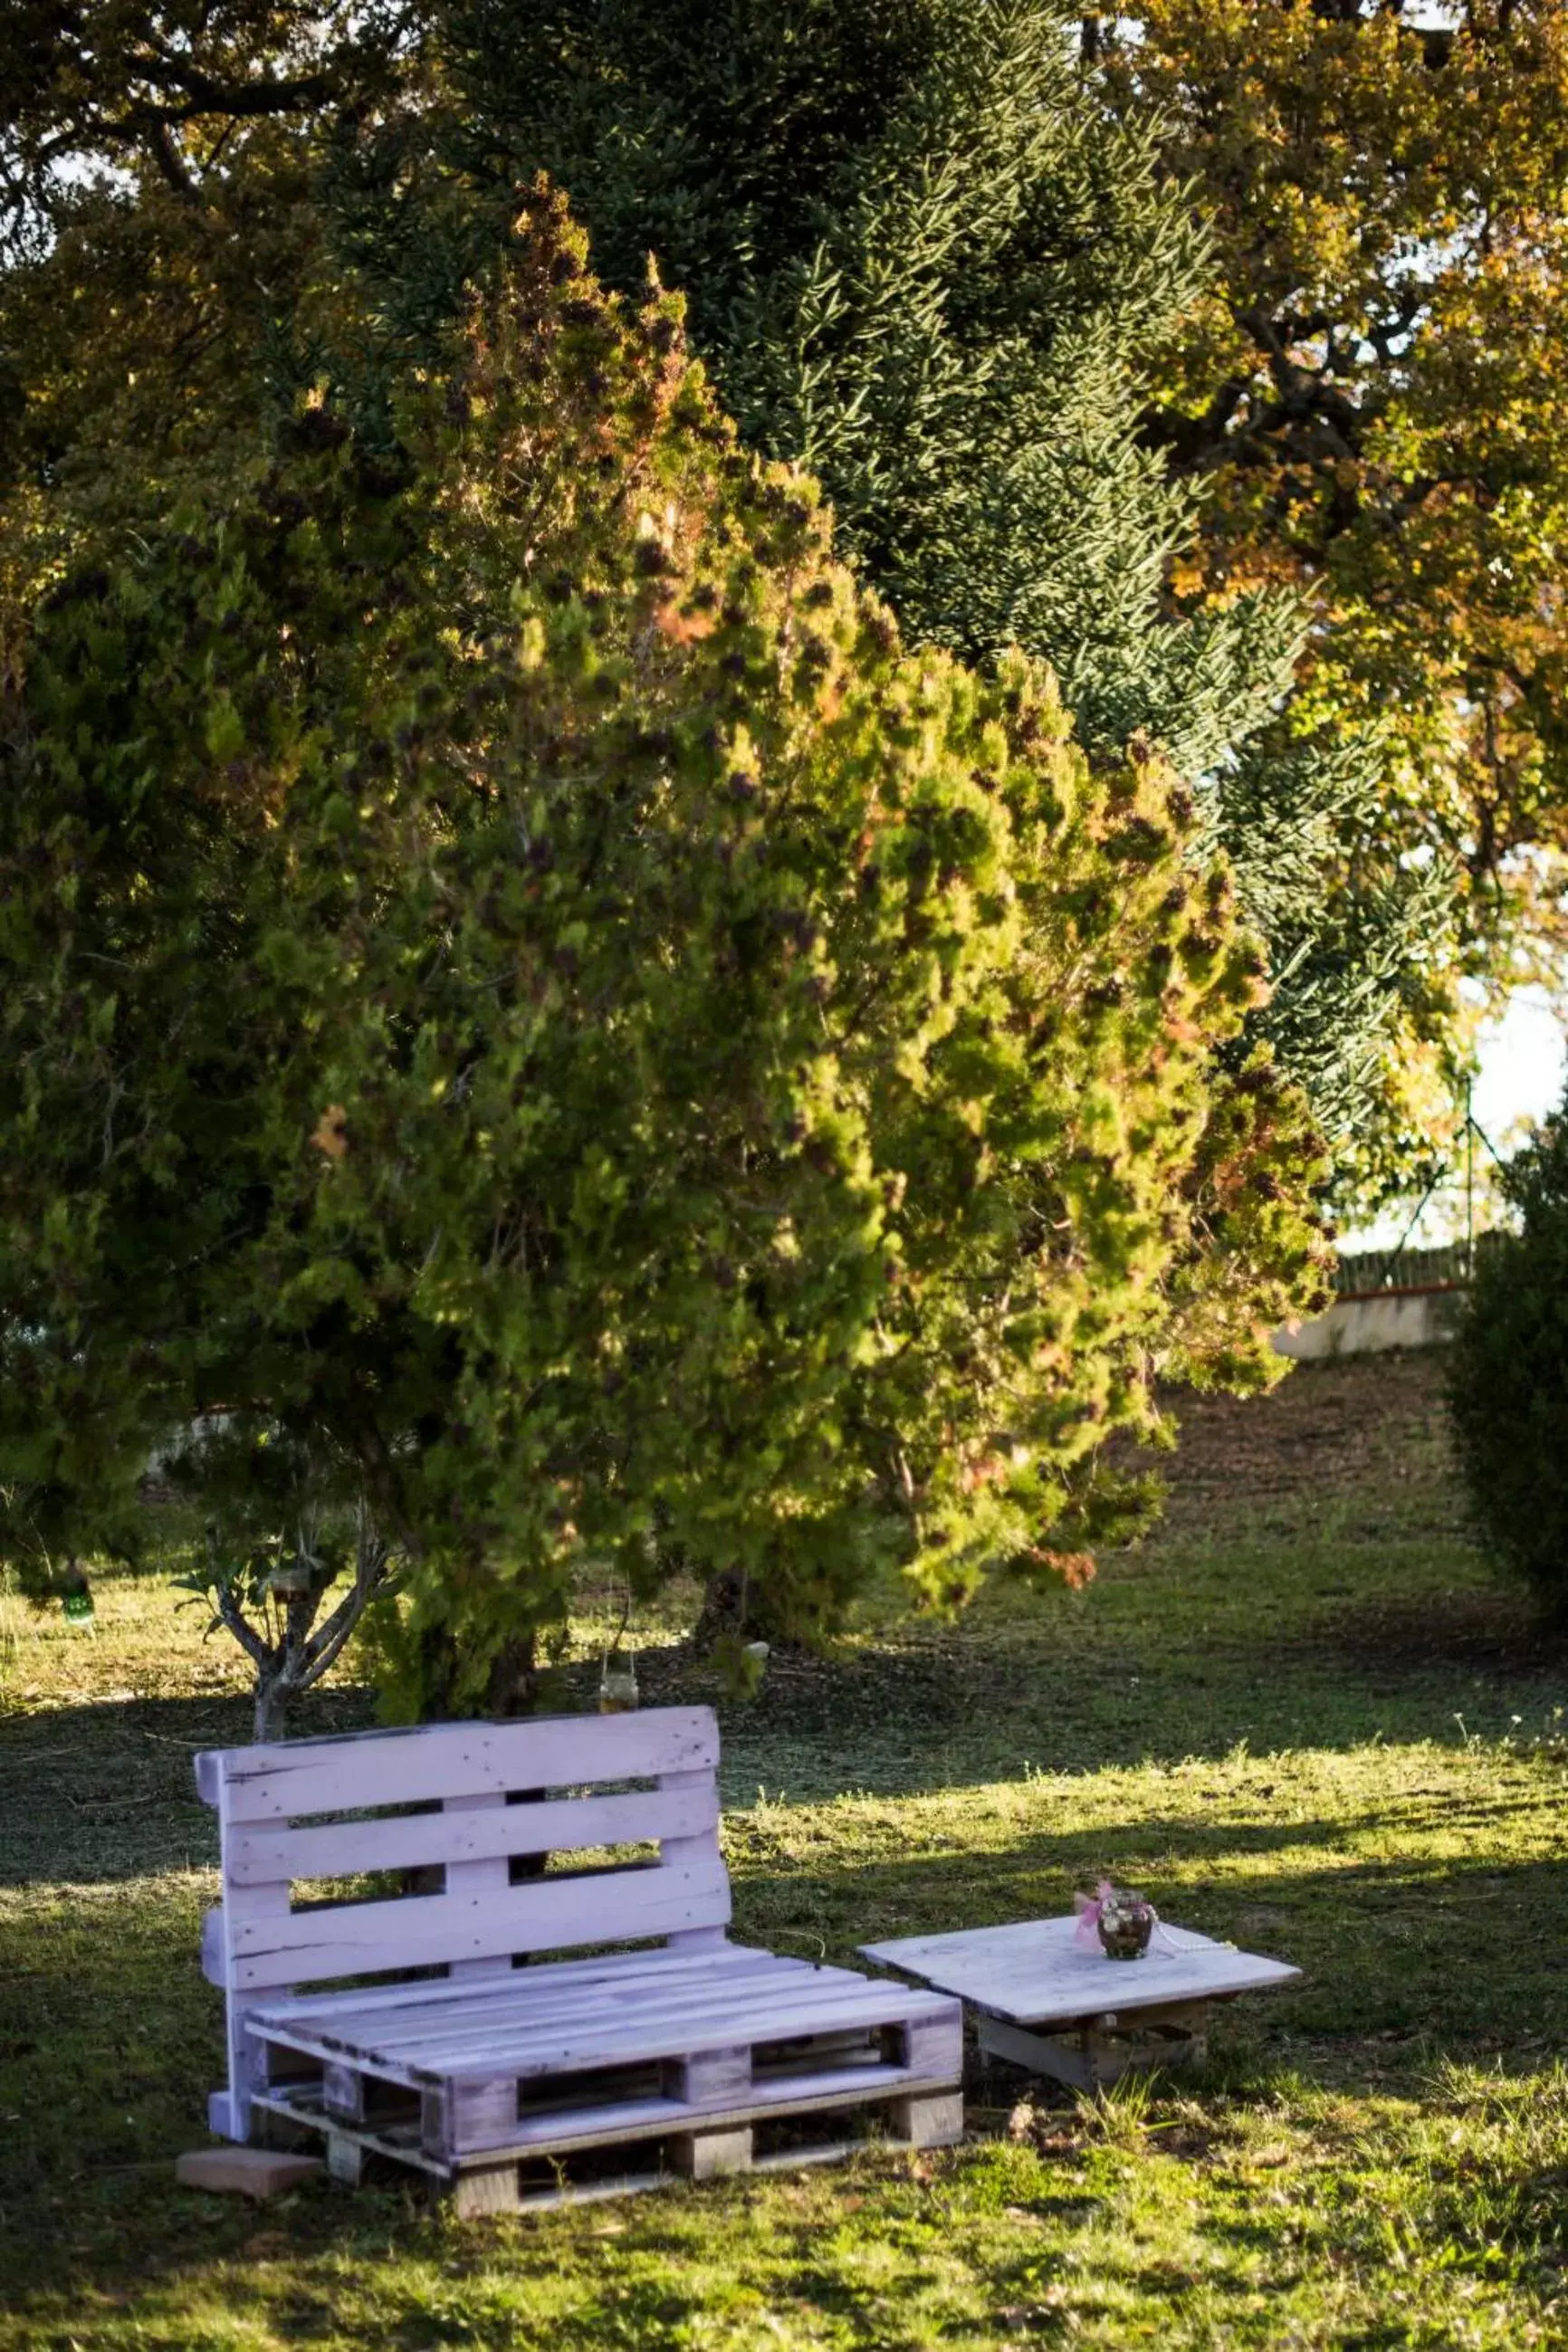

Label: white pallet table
[194,1706,964,2210]
[859,1915,1301,2094]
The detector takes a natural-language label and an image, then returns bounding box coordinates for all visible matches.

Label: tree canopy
[1115,0,1568,973]
[440,0,1457,1203]
[0,196,1326,1707]
[1,0,1458,1210]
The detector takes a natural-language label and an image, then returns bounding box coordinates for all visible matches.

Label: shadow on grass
[4,1556,1566,1895]
[714,1606,1568,1804]
[5,1810,1568,2312]
[1295,1583,1568,1681]
[733,1837,1568,2062]
[0,1688,377,1888]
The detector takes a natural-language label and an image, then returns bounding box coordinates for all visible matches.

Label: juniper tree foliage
[1207,725,1456,1194]
[0,0,1452,1203]
[453,0,1289,762]
[0,196,1326,1707]
[449,0,1448,1196]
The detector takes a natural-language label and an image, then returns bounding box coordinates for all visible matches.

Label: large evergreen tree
[0,196,1327,1713]
[0,0,1455,1205]
[448,0,1453,1200]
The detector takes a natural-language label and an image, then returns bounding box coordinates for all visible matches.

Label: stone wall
[1273,1284,1468,1362]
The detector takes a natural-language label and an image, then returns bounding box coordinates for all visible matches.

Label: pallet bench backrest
[195,1706,730,2133]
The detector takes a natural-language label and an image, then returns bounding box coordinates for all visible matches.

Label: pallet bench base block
[672,2126,754,2183]
[894,2089,966,2146]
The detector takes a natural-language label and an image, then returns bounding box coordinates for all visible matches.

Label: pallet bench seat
[195,1706,962,2211]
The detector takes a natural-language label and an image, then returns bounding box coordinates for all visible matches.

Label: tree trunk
[253,1675,288,1744]
[414,1623,539,1720]
[483,1630,539,1719]
[413,1623,464,1720]
[693,1566,781,1651]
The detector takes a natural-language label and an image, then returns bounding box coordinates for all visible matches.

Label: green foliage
[0,6,405,504]
[0,1,1452,1209]
[1448,1100,1568,1612]
[1118,0,1568,982]
[0,194,1326,1708]
[1209,722,1460,1203]
[0,1362,149,1608]
[447,0,1451,1200]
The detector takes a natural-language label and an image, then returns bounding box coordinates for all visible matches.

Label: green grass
[4,1352,1568,2347]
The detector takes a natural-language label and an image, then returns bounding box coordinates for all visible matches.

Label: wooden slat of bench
[251,1958,865,2085]
[204,1707,719,1824]
[253,1947,829,2051]
[247,1941,781,2031]
[370,1968,861,2065]
[255,1977,959,2091]
[227,1782,719,1888]
[263,1974,921,2082]
[433,1986,956,2089]
[376,1975,948,2077]
[225,1852,731,1991]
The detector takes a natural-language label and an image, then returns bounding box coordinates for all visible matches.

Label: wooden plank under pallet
[977,2005,1209,2094]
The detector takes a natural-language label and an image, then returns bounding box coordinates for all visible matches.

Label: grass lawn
[3,1349,1567,2348]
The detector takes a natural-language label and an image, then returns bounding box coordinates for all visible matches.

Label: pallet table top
[858,1916,1300,2031]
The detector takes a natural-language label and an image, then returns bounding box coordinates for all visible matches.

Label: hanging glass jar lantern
[598,1652,639,1714]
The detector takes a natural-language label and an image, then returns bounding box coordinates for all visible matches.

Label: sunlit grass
[4,1353,1568,2347]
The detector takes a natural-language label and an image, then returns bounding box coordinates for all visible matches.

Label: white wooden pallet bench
[195,1705,963,2213]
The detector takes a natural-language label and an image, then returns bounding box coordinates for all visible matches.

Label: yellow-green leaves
[1120,0,1568,982]
[0,193,1327,1705]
